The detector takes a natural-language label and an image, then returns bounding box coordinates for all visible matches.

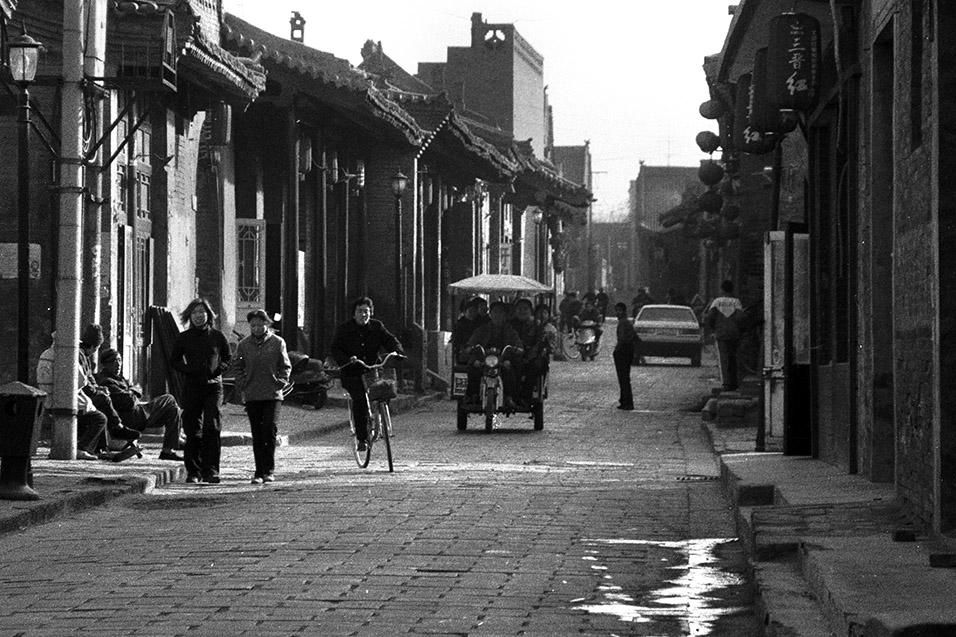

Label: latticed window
[237,220,266,304]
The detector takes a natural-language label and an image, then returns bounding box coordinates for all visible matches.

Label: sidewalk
[705,411,956,636]
[0,390,441,537]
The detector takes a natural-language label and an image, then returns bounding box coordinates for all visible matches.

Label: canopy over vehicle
[448,274,553,296]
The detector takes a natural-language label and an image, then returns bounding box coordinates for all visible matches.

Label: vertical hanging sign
[733,72,776,155]
[752,48,798,134]
[766,12,821,111]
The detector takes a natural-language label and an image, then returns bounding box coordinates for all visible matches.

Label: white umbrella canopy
[448,274,554,296]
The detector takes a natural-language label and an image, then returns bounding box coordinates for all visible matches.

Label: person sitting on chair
[95,348,184,462]
[77,324,140,444]
[36,334,106,460]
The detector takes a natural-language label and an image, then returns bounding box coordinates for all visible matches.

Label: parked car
[633,304,703,367]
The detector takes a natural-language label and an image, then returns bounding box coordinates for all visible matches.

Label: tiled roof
[359,40,435,94]
[222,13,423,144]
[389,92,516,181]
[110,0,265,100]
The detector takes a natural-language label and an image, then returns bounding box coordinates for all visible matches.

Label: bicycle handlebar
[326,351,405,374]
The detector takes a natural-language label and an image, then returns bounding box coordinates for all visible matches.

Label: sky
[223,1,733,222]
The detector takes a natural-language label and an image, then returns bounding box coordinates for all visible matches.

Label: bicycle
[333,352,404,472]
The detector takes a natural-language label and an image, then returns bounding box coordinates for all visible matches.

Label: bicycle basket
[363,368,398,401]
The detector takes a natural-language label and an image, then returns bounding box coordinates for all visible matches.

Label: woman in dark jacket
[169,298,231,484]
[233,309,291,484]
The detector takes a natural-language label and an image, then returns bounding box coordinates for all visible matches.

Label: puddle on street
[571,538,753,635]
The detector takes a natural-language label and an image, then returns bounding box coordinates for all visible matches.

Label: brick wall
[891,0,939,526]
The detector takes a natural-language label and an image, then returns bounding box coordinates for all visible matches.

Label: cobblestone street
[0,327,757,636]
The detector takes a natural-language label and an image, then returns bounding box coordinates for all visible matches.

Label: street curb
[700,418,832,636]
[0,465,184,537]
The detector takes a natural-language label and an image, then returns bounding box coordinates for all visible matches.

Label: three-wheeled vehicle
[448,274,553,432]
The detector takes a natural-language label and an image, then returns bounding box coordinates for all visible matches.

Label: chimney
[290,11,305,42]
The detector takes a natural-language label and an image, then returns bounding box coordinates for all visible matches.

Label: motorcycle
[575,320,601,361]
[454,344,545,432]
[222,350,332,409]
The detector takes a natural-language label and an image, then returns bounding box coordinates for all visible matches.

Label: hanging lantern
[698,161,724,186]
[699,99,726,120]
[766,12,821,111]
[721,203,741,221]
[752,48,799,134]
[698,191,724,214]
[733,73,777,155]
[696,131,720,154]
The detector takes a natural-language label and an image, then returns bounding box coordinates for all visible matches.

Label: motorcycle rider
[508,298,546,407]
[463,301,522,408]
[452,296,490,363]
[574,298,604,348]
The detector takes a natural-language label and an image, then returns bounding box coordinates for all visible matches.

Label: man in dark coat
[330,296,404,451]
[96,348,183,461]
[464,301,522,407]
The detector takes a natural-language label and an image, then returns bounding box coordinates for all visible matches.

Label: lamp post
[390,170,408,328]
[8,30,42,383]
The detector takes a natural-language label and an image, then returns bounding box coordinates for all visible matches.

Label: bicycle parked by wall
[332,352,404,472]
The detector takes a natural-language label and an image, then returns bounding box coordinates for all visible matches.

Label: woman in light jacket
[233,309,291,484]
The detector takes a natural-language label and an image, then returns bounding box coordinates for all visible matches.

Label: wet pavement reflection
[572,537,755,635]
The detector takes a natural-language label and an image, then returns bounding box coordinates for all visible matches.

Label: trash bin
[0,381,45,501]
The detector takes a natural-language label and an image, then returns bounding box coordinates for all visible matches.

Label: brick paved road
[0,324,757,636]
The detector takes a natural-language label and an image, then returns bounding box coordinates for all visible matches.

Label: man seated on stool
[36,334,107,460]
[95,348,184,462]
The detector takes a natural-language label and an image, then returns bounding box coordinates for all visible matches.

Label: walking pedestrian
[704,280,746,391]
[612,302,636,410]
[169,298,231,484]
[232,309,291,485]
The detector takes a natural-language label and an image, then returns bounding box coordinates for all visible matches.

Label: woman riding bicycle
[330,296,404,452]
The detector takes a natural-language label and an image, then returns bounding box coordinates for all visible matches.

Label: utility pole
[51,0,103,459]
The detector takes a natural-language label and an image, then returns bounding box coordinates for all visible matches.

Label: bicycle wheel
[353,406,373,469]
[563,332,580,359]
[378,402,394,473]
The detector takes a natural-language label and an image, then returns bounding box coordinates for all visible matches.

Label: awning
[449,274,553,295]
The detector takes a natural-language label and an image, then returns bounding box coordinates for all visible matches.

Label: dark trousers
[613,346,634,408]
[245,400,280,477]
[181,382,223,478]
[78,410,107,454]
[87,390,122,432]
[127,394,182,451]
[716,338,740,390]
[342,376,370,441]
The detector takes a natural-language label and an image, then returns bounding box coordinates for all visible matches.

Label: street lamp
[8,29,42,383]
[390,170,408,328]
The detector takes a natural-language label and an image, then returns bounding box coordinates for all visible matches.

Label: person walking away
[595,287,610,319]
[330,297,404,453]
[169,298,231,484]
[95,348,183,461]
[612,302,636,410]
[705,280,746,391]
[232,310,291,484]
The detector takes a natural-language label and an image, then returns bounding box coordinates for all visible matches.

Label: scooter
[575,320,600,361]
[282,351,333,409]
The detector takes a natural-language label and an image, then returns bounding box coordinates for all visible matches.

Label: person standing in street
[170,298,231,484]
[612,302,636,410]
[705,280,746,391]
[232,310,291,485]
[330,297,404,453]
